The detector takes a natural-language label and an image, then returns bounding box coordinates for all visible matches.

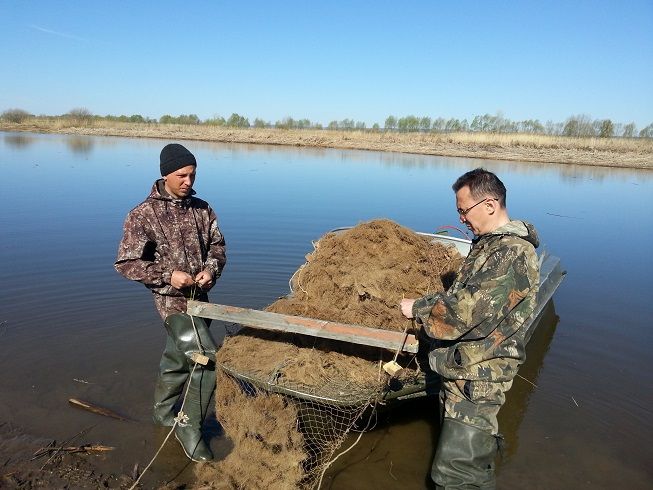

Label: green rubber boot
[163,313,217,462]
[431,418,499,489]
[152,334,188,426]
[174,364,216,462]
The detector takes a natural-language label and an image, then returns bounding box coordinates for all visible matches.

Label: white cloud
[29,24,86,42]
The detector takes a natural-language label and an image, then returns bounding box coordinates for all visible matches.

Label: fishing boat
[187,228,566,404]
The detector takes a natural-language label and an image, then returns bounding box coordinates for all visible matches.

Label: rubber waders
[158,313,218,462]
[152,334,189,426]
[431,418,499,489]
[174,363,216,462]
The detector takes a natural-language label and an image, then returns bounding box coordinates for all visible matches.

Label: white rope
[128,423,175,490]
[316,401,377,490]
[294,263,308,294]
[128,361,199,490]
[129,296,205,489]
[390,297,412,364]
[392,323,410,364]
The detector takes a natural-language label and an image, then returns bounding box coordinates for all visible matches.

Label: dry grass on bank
[2,118,652,168]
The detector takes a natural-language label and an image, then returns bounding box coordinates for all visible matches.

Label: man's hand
[170,270,195,290]
[400,298,416,319]
[194,270,214,290]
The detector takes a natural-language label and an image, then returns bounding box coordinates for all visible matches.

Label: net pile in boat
[196,219,462,489]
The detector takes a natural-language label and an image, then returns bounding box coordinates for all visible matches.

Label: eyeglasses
[457,198,497,216]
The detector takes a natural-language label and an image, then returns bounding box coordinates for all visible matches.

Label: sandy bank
[2,120,652,169]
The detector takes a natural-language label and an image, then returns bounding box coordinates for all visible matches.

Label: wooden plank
[186,300,419,353]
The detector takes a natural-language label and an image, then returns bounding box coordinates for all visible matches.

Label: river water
[0,131,651,489]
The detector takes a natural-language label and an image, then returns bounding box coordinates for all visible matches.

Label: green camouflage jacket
[412,220,540,383]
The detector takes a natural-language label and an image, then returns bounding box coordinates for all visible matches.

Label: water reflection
[497,301,559,462]
[4,133,35,148]
[66,135,95,155]
[3,131,650,186]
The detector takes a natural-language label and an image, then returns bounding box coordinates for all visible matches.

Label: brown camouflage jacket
[114,180,226,299]
[413,220,540,383]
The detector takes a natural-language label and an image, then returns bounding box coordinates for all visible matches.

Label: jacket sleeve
[202,208,227,280]
[114,209,169,287]
[412,245,534,341]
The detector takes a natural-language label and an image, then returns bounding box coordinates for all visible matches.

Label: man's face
[164,165,196,199]
[455,185,492,236]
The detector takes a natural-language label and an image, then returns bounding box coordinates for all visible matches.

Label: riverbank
[2,119,652,169]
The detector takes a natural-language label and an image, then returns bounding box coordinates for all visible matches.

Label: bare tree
[639,123,653,138]
[622,122,637,138]
[1,108,31,123]
[67,107,93,125]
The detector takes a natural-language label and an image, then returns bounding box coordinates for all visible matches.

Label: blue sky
[1,1,652,128]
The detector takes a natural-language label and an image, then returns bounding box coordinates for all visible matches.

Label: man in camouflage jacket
[401,168,539,489]
[115,143,226,462]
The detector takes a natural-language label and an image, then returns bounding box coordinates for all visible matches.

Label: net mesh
[211,332,430,489]
[193,220,461,489]
[217,364,381,488]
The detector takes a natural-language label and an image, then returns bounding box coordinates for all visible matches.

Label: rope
[389,296,411,365]
[128,362,199,490]
[291,263,308,294]
[316,401,378,489]
[129,285,204,489]
[128,423,175,489]
[392,322,410,364]
[434,225,472,240]
[384,308,412,375]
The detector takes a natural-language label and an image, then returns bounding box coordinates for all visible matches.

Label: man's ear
[485,198,498,215]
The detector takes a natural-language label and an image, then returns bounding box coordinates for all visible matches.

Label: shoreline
[2,121,652,169]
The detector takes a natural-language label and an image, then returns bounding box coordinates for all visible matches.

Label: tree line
[2,107,652,138]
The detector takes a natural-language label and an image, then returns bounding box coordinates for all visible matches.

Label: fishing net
[194,219,463,489]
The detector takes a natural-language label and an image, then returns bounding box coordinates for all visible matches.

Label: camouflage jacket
[413,220,540,383]
[114,180,226,298]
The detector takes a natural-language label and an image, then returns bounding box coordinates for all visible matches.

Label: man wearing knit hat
[115,143,226,462]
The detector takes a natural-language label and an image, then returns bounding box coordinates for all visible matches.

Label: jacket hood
[147,179,196,202]
[486,220,539,248]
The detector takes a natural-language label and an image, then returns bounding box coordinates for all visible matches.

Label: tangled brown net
[269,218,461,330]
[194,219,463,489]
